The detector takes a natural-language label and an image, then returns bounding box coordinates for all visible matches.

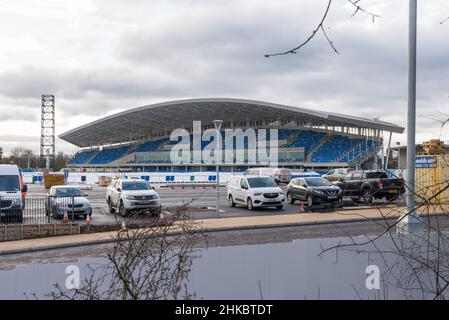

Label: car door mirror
[117,187,121,192]
[22,184,28,193]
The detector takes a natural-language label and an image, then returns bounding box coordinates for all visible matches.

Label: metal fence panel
[0,196,91,225]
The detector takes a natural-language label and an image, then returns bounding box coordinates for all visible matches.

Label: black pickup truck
[334,170,405,203]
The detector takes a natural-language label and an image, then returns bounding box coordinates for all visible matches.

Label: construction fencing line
[0,196,91,225]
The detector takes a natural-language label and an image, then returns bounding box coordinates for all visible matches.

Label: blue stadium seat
[284,130,326,151]
[68,150,98,165]
[89,145,131,164]
[135,139,167,152]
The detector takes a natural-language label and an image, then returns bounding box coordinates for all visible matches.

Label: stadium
[60,98,404,173]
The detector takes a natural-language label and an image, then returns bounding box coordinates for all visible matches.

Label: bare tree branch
[440,16,449,24]
[265,0,380,58]
[347,0,380,22]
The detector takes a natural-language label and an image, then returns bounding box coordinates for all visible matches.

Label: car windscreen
[246,177,277,188]
[366,172,388,179]
[55,188,84,197]
[0,175,20,192]
[305,177,332,187]
[122,181,150,190]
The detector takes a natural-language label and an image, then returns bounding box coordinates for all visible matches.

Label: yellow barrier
[98,176,112,187]
[43,174,65,189]
[415,155,449,203]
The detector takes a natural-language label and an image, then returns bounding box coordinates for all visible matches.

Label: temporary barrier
[98,176,112,187]
[415,155,449,203]
[0,196,87,225]
[43,174,65,189]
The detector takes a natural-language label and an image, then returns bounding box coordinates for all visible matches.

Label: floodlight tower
[40,94,56,170]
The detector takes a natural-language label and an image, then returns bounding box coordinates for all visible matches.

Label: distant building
[59,98,404,172]
[391,140,449,169]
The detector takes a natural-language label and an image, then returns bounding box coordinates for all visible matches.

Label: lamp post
[399,0,421,232]
[396,142,401,170]
[213,120,223,217]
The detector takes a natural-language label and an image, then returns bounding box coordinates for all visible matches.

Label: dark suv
[286,177,342,206]
[334,170,405,203]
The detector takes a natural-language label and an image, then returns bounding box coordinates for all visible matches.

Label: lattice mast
[40,94,55,170]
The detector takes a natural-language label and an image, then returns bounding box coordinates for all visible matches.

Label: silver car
[106,179,161,217]
[46,185,92,220]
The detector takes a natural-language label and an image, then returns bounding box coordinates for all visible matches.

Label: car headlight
[313,190,325,195]
[126,195,137,200]
[253,193,262,196]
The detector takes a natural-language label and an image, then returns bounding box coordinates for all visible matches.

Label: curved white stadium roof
[59,98,404,147]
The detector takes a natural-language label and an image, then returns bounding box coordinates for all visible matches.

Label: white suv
[106,179,161,217]
[227,175,285,211]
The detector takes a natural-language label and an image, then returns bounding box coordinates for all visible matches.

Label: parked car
[286,176,342,206]
[45,185,92,219]
[243,167,292,184]
[0,164,27,223]
[322,168,351,182]
[333,170,405,203]
[227,175,285,210]
[106,178,161,217]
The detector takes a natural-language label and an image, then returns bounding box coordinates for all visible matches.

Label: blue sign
[63,169,70,184]
[416,156,436,168]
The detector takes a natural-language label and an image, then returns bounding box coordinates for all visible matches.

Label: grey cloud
[1,0,449,150]
[0,105,38,122]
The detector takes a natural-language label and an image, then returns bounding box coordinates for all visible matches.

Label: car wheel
[276,205,283,210]
[228,195,235,207]
[247,198,254,211]
[108,198,116,213]
[306,194,313,207]
[119,201,127,217]
[362,189,373,204]
[287,192,295,204]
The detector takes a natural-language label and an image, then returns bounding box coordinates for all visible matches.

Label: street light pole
[399,0,421,231]
[213,120,223,217]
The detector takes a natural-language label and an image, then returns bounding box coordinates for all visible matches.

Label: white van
[227,175,285,210]
[0,164,27,223]
[243,167,292,184]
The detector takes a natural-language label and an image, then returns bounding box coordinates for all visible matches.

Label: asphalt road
[24,183,395,225]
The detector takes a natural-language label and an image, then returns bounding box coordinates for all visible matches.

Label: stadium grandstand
[60,98,404,173]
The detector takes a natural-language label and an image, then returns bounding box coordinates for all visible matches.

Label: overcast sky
[0,0,448,155]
